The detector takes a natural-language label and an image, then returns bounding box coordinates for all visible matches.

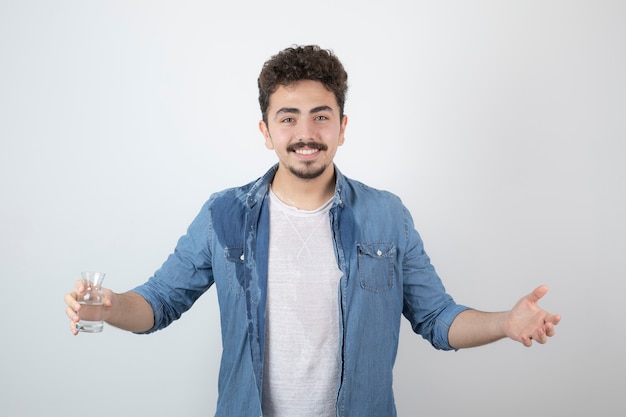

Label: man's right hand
[64,280,113,335]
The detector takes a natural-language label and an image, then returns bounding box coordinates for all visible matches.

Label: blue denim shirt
[133,164,470,416]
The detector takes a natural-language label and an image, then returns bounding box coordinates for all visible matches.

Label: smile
[288,141,328,154]
[295,148,319,155]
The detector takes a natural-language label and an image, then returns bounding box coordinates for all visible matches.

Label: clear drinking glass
[76,271,106,333]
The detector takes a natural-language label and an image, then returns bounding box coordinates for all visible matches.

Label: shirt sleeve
[131,200,215,333]
[400,205,472,351]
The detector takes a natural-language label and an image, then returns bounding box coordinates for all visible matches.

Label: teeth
[295,149,318,155]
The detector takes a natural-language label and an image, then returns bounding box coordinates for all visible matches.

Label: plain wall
[1,1,624,416]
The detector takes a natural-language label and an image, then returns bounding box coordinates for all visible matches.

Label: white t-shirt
[261,189,343,417]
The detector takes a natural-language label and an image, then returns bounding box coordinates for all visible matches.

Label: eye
[315,115,329,121]
[280,117,295,123]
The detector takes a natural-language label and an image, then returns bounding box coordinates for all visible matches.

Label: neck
[271,165,336,210]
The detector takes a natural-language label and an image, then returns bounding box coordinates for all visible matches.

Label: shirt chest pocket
[224,245,245,296]
[357,242,396,292]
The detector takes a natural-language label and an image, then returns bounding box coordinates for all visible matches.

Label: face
[259,80,348,181]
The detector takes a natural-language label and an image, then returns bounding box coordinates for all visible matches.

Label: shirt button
[377,249,382,256]
[240,254,245,261]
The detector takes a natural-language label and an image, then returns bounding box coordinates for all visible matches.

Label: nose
[295,118,316,141]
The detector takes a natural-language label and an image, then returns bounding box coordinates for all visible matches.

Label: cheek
[265,127,292,149]
[325,127,345,146]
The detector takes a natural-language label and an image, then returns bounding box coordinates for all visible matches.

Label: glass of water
[76,271,106,333]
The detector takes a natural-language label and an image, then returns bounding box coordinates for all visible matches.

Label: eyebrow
[274,105,334,117]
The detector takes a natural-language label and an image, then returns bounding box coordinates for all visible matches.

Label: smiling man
[65,45,560,417]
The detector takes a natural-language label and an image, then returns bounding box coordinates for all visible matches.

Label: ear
[259,120,274,150]
[338,114,348,146]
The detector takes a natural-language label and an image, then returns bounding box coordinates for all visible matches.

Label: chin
[289,163,328,180]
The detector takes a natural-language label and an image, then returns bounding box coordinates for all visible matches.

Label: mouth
[288,142,328,156]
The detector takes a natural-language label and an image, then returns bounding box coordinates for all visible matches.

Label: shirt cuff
[433,304,473,351]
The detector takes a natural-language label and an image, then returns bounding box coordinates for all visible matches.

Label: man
[65,45,561,417]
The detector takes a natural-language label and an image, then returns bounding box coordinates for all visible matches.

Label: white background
[1,1,624,416]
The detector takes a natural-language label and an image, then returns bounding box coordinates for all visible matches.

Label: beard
[288,161,329,180]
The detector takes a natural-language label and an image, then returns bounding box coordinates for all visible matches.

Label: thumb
[528,285,549,303]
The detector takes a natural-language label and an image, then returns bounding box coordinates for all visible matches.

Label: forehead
[269,80,338,110]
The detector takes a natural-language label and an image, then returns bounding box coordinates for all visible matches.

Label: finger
[64,291,78,305]
[67,280,86,336]
[64,292,80,311]
[520,334,533,348]
[533,327,547,344]
[548,313,561,326]
[103,293,113,308]
[70,320,79,336]
[545,321,557,338]
[528,285,549,303]
[65,304,80,322]
[66,304,80,335]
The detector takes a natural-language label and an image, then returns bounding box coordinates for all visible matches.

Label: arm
[448,285,561,349]
[104,291,154,332]
[65,281,154,335]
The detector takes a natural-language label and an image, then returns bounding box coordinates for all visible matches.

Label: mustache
[287,142,328,152]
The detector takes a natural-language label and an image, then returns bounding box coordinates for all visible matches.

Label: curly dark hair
[257,45,348,124]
